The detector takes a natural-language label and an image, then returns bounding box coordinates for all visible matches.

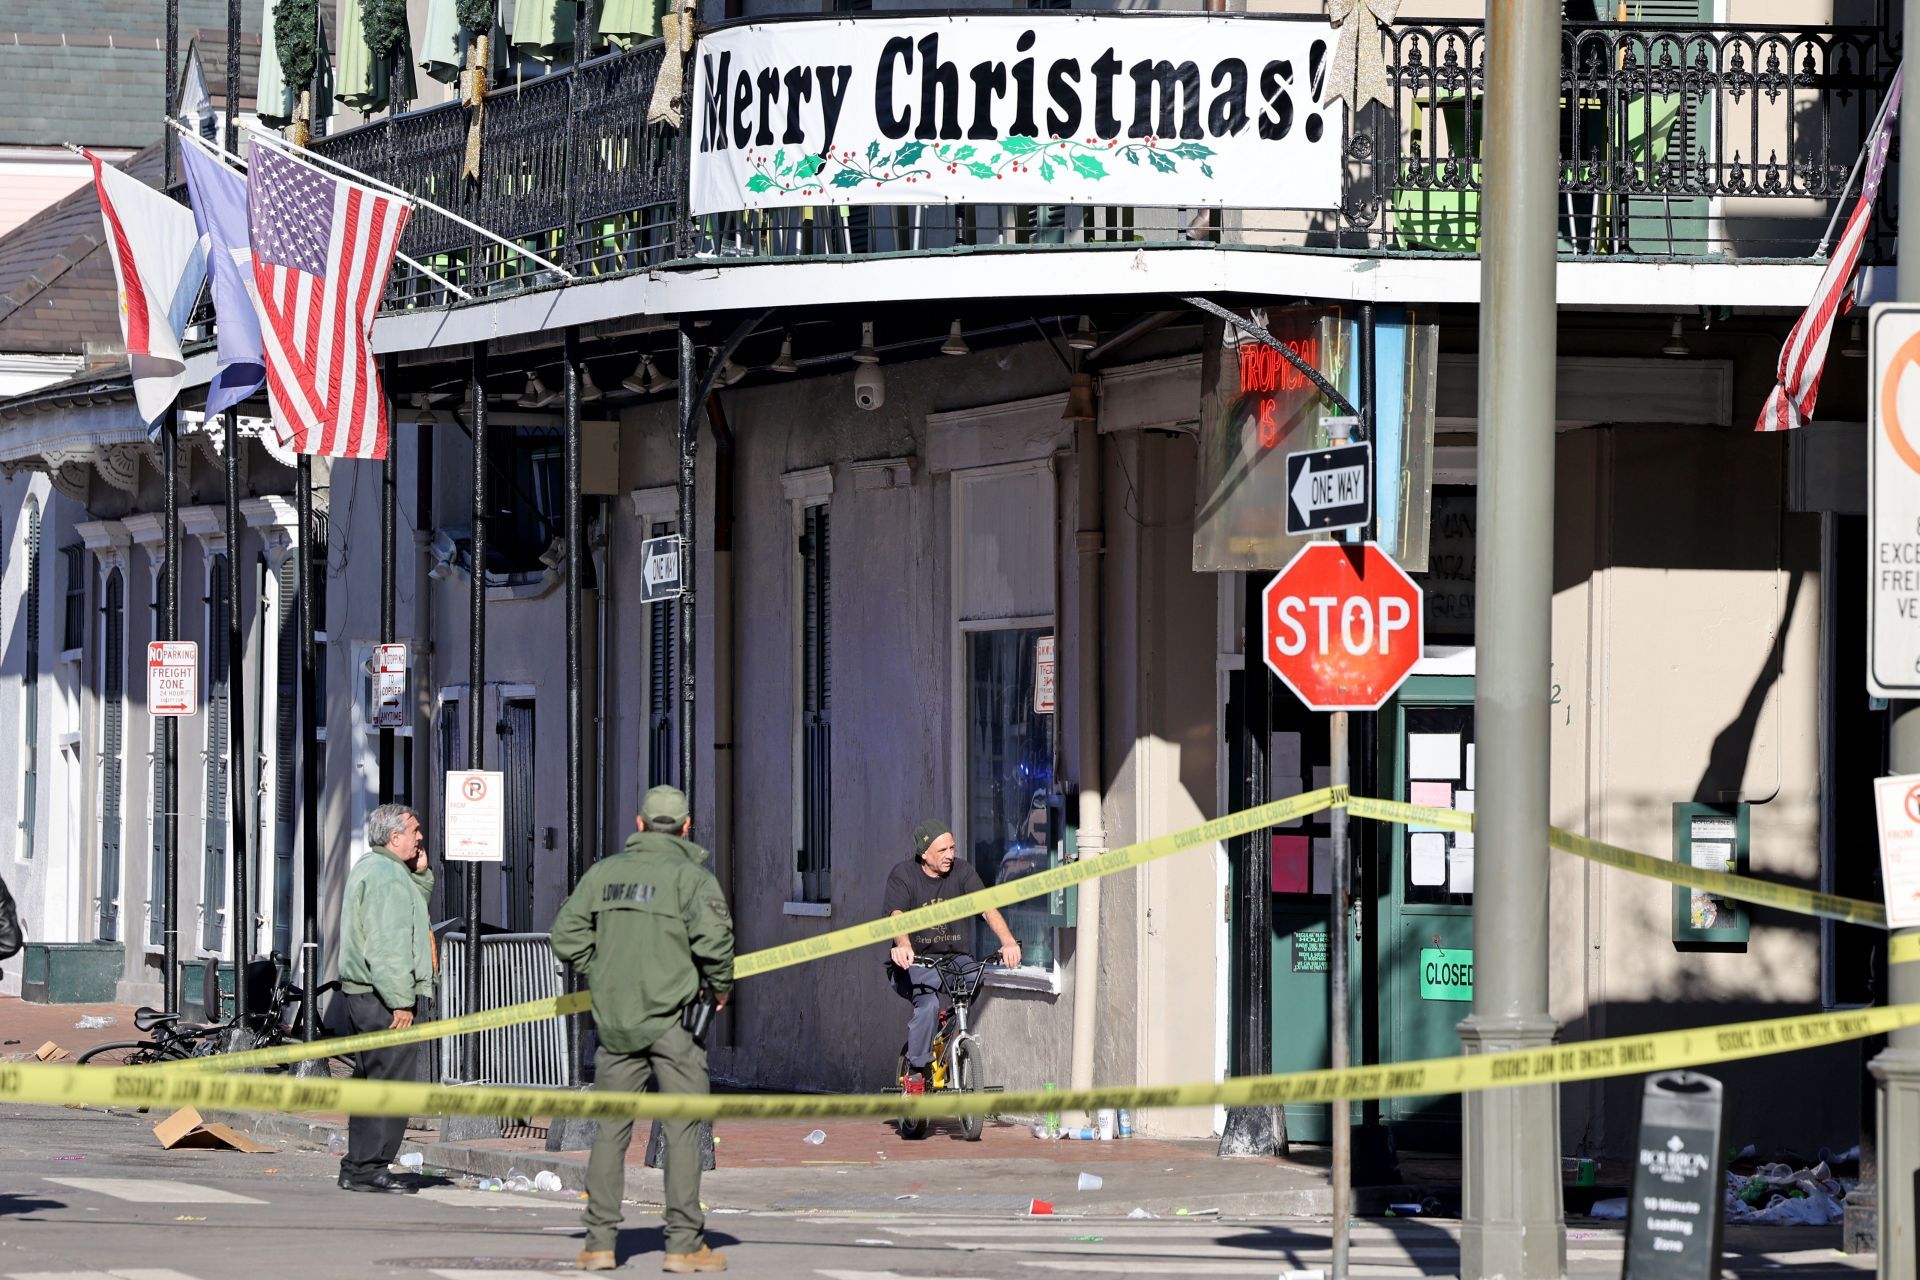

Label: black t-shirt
[883,856,987,957]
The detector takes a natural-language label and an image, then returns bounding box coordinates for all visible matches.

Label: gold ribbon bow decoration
[1324,0,1400,112]
[460,34,491,181]
[647,1,697,128]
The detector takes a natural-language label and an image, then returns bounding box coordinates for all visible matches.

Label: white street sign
[148,641,199,718]
[1874,773,1920,929]
[370,642,408,729]
[1870,303,1920,695]
[1034,635,1056,715]
[444,769,505,862]
[641,534,683,604]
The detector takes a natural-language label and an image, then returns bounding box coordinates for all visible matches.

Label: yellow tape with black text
[154,789,1900,1075]
[18,1001,1920,1123]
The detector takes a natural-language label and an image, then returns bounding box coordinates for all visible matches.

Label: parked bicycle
[895,953,1002,1141]
[77,954,350,1075]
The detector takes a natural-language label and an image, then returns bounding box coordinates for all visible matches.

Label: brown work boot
[661,1244,728,1273]
[575,1248,617,1271]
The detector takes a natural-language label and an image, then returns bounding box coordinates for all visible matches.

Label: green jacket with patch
[550,830,735,1054]
[340,845,436,1010]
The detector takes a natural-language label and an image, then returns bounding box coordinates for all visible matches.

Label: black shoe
[338,1170,418,1194]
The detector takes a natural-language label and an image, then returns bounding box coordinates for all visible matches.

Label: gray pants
[888,963,952,1072]
[342,992,427,1180]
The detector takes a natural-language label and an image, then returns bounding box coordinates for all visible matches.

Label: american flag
[1757,65,1903,433]
[247,142,410,459]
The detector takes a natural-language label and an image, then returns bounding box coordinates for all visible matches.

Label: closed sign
[1419,947,1473,1002]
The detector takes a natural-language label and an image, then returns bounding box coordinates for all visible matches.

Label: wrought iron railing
[304,15,1893,315]
[310,39,679,308]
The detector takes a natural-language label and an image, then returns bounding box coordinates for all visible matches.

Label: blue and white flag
[179,138,266,418]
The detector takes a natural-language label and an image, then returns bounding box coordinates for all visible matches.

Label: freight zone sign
[444,770,505,862]
[1872,303,1920,696]
[147,641,198,718]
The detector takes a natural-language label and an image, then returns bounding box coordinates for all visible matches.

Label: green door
[1379,676,1477,1149]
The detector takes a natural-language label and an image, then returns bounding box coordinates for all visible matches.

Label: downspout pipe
[706,393,739,1048]
[1068,414,1106,1097]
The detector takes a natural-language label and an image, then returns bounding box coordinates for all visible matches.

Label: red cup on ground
[1029,1199,1054,1216]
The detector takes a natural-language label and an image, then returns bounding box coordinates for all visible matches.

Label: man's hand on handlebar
[997,941,1022,968]
[389,1008,415,1029]
[890,943,915,970]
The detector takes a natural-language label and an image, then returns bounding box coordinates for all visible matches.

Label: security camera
[853,363,885,412]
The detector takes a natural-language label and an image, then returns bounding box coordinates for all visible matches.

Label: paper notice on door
[1454,789,1475,813]
[1466,744,1476,790]
[1410,733,1462,780]
[1312,838,1333,896]
[1449,835,1476,894]
[1269,732,1305,827]
[1410,832,1448,886]
[1409,781,1453,832]
[1272,835,1311,894]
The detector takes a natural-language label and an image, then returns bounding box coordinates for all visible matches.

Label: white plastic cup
[1078,1172,1104,1191]
[398,1152,424,1170]
[1096,1109,1117,1140]
[804,1129,827,1145]
[533,1170,562,1191]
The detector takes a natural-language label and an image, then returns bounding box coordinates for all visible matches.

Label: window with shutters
[795,501,832,904]
[97,567,124,943]
[270,554,298,957]
[20,501,39,858]
[148,563,170,949]
[201,555,231,954]
[644,520,677,791]
[61,545,85,652]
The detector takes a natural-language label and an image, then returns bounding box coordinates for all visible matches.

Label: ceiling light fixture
[579,366,604,401]
[1062,370,1096,422]
[854,320,879,364]
[1841,316,1867,359]
[771,332,799,374]
[1661,316,1690,358]
[1067,315,1098,352]
[941,319,970,357]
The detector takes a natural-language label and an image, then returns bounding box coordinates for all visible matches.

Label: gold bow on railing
[647,1,695,128]
[460,34,491,181]
[1324,0,1400,111]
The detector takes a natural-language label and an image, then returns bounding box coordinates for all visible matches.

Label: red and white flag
[1757,65,1903,432]
[245,140,409,460]
[85,151,208,430]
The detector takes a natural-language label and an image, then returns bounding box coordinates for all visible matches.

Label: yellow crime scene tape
[17,1001,1920,1123]
[158,789,1345,1073]
[153,787,1901,1075]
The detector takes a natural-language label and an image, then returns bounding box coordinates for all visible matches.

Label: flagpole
[239,121,575,280]
[166,121,474,301]
[161,0,183,1020]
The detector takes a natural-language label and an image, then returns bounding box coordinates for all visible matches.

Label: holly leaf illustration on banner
[1072,153,1107,180]
[893,140,927,167]
[832,168,868,188]
[953,145,976,160]
[1002,135,1041,155]
[1148,150,1176,173]
[775,149,787,173]
[746,173,774,193]
[1040,157,1055,182]
[1172,142,1216,161]
[1124,149,1141,165]
[1201,163,1215,178]
[795,154,826,179]
[867,140,881,162]
[966,161,995,179]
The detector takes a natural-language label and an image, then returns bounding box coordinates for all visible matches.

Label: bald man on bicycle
[884,819,1021,1094]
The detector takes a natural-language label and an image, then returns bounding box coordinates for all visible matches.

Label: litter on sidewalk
[34,1042,67,1061]
[154,1107,277,1153]
[73,1015,115,1029]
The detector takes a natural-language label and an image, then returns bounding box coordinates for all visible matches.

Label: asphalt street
[0,1104,1872,1279]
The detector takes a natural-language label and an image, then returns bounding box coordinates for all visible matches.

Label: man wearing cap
[885,820,1022,1095]
[552,785,734,1275]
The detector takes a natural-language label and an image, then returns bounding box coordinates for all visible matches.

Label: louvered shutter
[99,569,123,943]
[201,557,230,953]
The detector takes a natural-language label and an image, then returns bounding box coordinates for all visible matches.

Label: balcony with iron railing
[303,12,1898,316]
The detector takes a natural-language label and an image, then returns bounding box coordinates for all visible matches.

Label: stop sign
[1262,542,1423,711]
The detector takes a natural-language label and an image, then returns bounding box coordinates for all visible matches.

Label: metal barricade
[436,932,573,1088]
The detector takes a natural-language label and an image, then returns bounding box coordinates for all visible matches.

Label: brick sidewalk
[0,995,143,1061]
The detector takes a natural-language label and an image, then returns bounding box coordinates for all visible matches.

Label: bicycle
[894,953,1001,1142]
[77,954,351,1076]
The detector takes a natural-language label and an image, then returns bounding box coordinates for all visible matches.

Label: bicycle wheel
[952,1038,985,1142]
[76,1040,166,1066]
[895,1051,928,1141]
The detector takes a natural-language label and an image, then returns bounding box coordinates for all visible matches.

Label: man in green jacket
[552,785,734,1274]
[336,803,437,1194]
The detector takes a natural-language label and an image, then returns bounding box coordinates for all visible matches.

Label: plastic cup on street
[1077,1172,1103,1191]
[398,1152,424,1170]
[533,1171,562,1191]
[804,1130,827,1145]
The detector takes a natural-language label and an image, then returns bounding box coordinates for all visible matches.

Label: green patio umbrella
[419,0,507,84]
[258,0,335,132]
[337,0,419,114]
[509,0,575,63]
[600,0,665,49]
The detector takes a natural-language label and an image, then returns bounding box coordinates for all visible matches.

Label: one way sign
[1285,442,1372,536]
[640,534,683,604]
